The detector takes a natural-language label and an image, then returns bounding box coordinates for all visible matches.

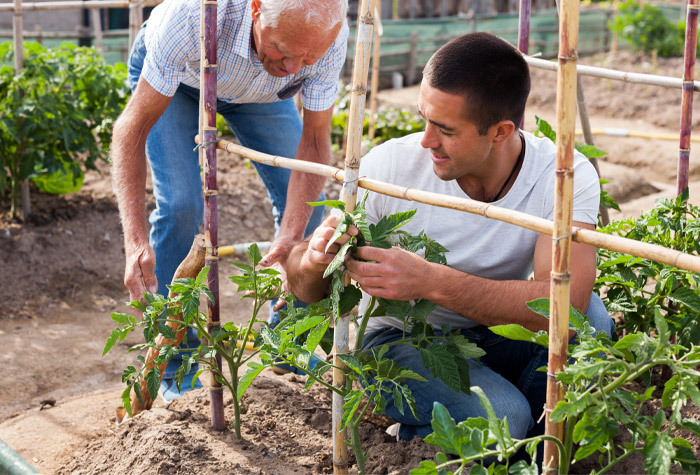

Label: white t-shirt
[357,131,600,332]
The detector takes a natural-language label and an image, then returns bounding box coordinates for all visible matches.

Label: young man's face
[251,1,340,78]
[417,81,496,184]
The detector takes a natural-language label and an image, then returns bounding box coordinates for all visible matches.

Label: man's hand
[346,246,431,301]
[123,241,158,302]
[300,214,358,274]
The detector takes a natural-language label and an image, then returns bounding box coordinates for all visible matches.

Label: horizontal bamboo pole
[576,128,700,143]
[0,0,160,12]
[525,55,700,92]
[207,137,700,274]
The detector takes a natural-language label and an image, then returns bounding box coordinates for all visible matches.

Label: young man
[111,0,348,399]
[286,32,614,441]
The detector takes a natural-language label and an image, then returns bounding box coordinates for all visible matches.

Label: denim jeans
[127,27,325,379]
[361,292,615,442]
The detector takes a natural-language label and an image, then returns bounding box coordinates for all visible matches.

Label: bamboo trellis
[334,0,377,472]
[199,0,224,431]
[367,3,382,141]
[679,0,699,195]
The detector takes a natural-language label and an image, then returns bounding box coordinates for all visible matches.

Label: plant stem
[349,421,366,474]
[595,446,639,474]
[354,296,375,350]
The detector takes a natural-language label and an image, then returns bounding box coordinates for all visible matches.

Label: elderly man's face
[251,1,341,78]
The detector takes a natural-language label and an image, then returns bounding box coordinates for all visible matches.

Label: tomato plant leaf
[419,345,460,393]
[308,199,345,210]
[643,432,674,475]
[323,240,353,278]
[489,324,549,348]
[305,317,330,355]
[238,362,265,400]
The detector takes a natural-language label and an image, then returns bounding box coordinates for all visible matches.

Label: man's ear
[251,0,261,18]
[490,120,516,144]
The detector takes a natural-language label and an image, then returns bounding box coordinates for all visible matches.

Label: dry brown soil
[1,50,700,474]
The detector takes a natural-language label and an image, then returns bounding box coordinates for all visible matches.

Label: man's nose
[421,124,439,149]
[282,56,303,75]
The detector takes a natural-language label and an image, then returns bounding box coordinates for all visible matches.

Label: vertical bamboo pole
[368,3,382,140]
[678,0,698,196]
[91,8,104,58]
[13,0,31,221]
[199,0,224,431]
[517,0,530,130]
[544,0,579,471]
[334,0,376,472]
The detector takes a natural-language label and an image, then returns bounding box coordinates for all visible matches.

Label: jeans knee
[585,293,615,337]
[153,195,202,233]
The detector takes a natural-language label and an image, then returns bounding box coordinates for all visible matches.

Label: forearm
[286,238,332,303]
[111,117,149,249]
[423,264,590,333]
[278,167,327,241]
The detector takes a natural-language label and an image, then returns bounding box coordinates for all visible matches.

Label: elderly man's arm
[111,77,172,302]
[262,106,334,269]
[345,221,597,333]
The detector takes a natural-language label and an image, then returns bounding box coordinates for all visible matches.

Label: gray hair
[259,0,347,31]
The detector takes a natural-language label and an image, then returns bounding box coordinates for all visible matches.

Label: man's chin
[264,64,290,78]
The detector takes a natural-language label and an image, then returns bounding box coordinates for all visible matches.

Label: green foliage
[332,83,426,151]
[0,42,129,217]
[417,302,700,474]
[104,244,281,438]
[609,1,690,57]
[595,189,700,348]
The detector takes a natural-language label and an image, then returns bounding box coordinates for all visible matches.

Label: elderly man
[111,0,348,400]
[286,32,614,447]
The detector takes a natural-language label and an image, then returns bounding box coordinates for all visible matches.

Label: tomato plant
[413,302,700,474]
[0,42,129,218]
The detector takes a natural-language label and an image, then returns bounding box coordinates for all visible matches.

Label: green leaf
[449,334,486,360]
[535,116,556,143]
[370,209,417,242]
[121,385,133,417]
[103,329,121,356]
[305,318,330,355]
[247,243,262,267]
[308,199,345,210]
[426,402,460,455]
[489,324,549,348]
[238,362,265,400]
[643,432,674,475]
[525,298,550,318]
[409,460,439,475]
[420,345,461,393]
[575,143,607,159]
[323,240,353,278]
[669,287,700,312]
[146,368,160,402]
[111,312,133,325]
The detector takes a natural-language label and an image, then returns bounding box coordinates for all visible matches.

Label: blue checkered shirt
[142,0,348,111]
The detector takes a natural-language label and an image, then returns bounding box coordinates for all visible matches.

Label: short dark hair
[423,32,531,135]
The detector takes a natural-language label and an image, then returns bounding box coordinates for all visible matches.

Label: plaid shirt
[142,0,348,111]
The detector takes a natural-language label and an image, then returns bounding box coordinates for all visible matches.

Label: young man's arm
[345,221,597,333]
[111,77,172,302]
[262,107,333,269]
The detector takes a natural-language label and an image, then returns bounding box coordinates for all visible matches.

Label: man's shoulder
[360,133,426,174]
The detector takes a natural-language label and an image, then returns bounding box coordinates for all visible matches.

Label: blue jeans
[361,292,614,442]
[127,27,325,379]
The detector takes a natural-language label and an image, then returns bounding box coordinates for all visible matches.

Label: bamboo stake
[334,0,376,472]
[91,7,104,57]
[517,0,530,130]
[368,3,382,140]
[122,235,206,418]
[199,0,224,432]
[524,54,700,91]
[544,0,579,470]
[576,73,610,226]
[207,137,700,279]
[678,0,698,196]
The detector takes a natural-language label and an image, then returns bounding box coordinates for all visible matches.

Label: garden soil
[1,50,700,474]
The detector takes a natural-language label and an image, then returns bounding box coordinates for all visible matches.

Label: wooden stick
[368,2,382,140]
[525,54,700,92]
[544,0,579,470]
[334,0,376,472]
[91,7,104,57]
[678,0,698,195]
[208,137,700,275]
[199,0,224,432]
[125,234,206,417]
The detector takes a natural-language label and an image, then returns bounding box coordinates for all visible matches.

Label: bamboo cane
[576,73,609,226]
[544,0,579,470]
[334,0,376,472]
[199,0,225,432]
[207,137,700,275]
[91,7,104,57]
[678,0,698,196]
[368,3,382,140]
[13,0,31,221]
[524,55,700,91]
[122,234,206,418]
[517,0,530,131]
